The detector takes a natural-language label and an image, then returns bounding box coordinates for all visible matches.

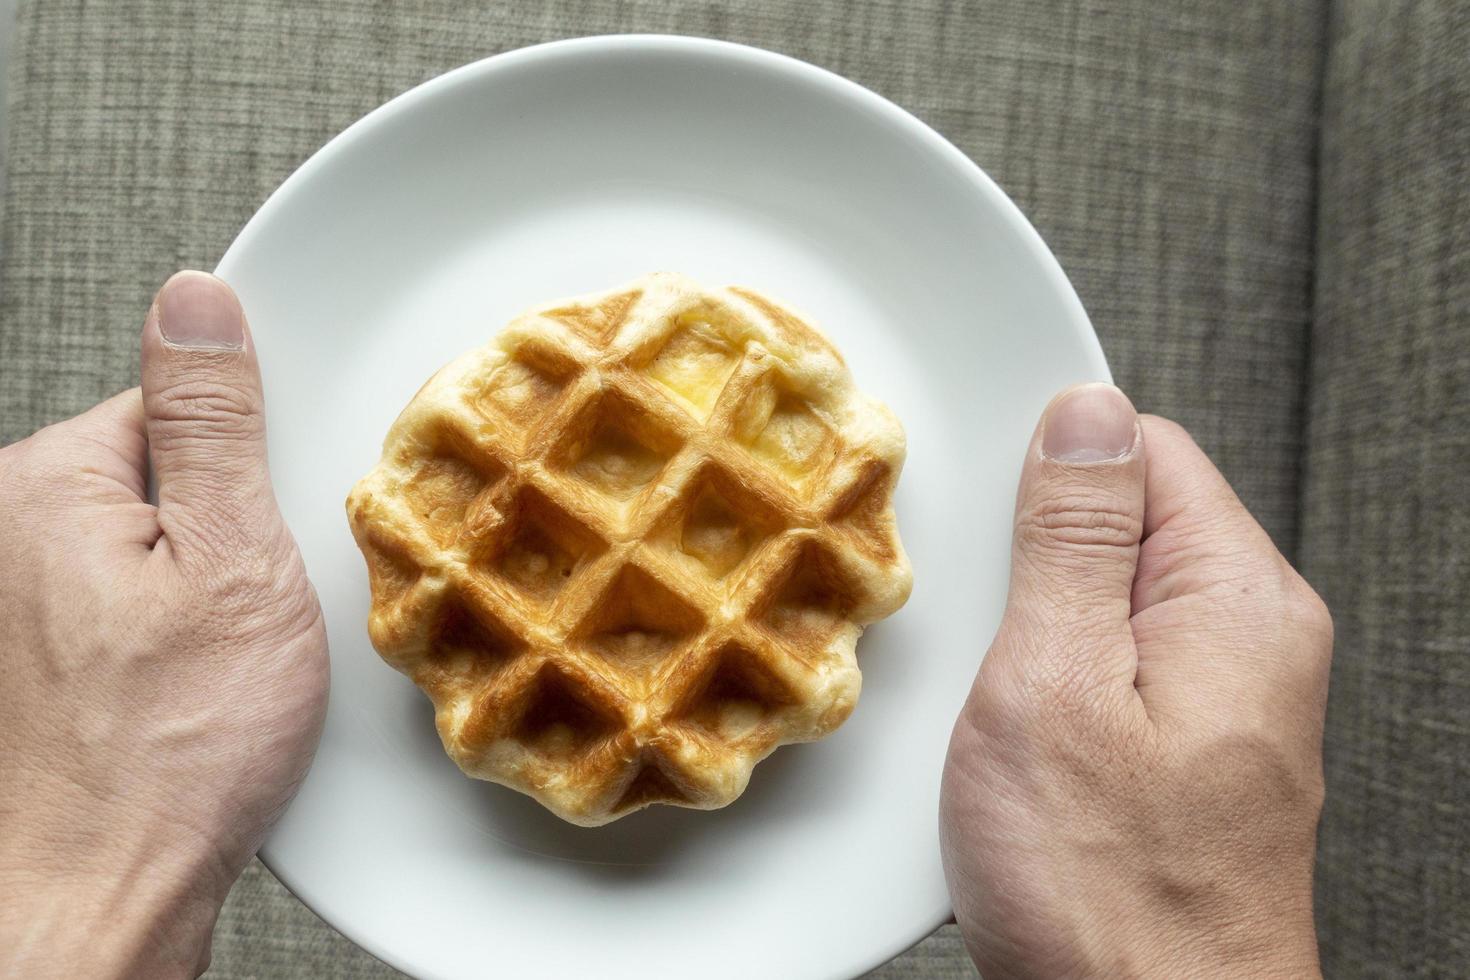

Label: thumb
[996,383,1145,695]
[141,270,278,557]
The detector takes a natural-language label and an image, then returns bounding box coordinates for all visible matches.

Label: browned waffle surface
[347,273,910,825]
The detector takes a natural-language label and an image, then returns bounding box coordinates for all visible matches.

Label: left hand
[0,272,329,979]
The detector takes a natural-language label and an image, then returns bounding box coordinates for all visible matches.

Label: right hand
[940,384,1333,978]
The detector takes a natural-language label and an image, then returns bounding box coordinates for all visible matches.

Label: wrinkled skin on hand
[941,386,1333,979]
[0,280,1331,980]
[0,273,328,979]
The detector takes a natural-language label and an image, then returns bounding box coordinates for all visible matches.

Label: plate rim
[216,32,1109,979]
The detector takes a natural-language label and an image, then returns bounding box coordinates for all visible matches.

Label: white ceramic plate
[216,35,1106,980]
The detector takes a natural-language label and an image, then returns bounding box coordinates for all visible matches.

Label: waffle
[346,273,911,826]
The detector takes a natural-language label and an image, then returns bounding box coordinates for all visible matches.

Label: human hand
[0,272,328,979]
[940,384,1332,979]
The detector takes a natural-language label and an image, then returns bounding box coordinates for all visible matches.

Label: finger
[44,387,149,501]
[1131,416,1285,613]
[5,388,158,552]
[995,383,1146,699]
[1129,417,1328,717]
[141,271,279,559]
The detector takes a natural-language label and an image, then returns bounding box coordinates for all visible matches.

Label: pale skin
[941,385,1332,978]
[0,273,327,977]
[0,273,1332,978]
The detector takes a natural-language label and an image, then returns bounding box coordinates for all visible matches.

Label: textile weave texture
[4,0,1461,976]
[1304,2,1470,977]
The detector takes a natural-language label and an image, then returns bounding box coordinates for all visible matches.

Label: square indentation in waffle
[652,462,784,581]
[637,302,744,421]
[573,564,705,684]
[467,340,579,442]
[672,640,799,742]
[756,539,865,648]
[415,592,527,701]
[551,388,683,512]
[476,485,606,609]
[397,429,507,547]
[510,663,623,759]
[732,371,839,495]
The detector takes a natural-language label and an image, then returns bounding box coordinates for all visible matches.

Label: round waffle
[346,273,911,826]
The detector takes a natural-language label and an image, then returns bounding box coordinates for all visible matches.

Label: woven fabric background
[0,1,1331,977]
[1305,1,1470,976]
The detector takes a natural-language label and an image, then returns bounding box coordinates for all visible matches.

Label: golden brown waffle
[346,273,910,826]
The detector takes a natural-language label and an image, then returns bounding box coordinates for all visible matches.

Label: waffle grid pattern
[348,274,910,825]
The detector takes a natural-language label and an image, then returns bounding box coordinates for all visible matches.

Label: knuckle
[1306,766,1327,814]
[1293,583,1334,646]
[1276,564,1335,657]
[961,655,1027,735]
[149,379,262,441]
[1017,494,1143,553]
